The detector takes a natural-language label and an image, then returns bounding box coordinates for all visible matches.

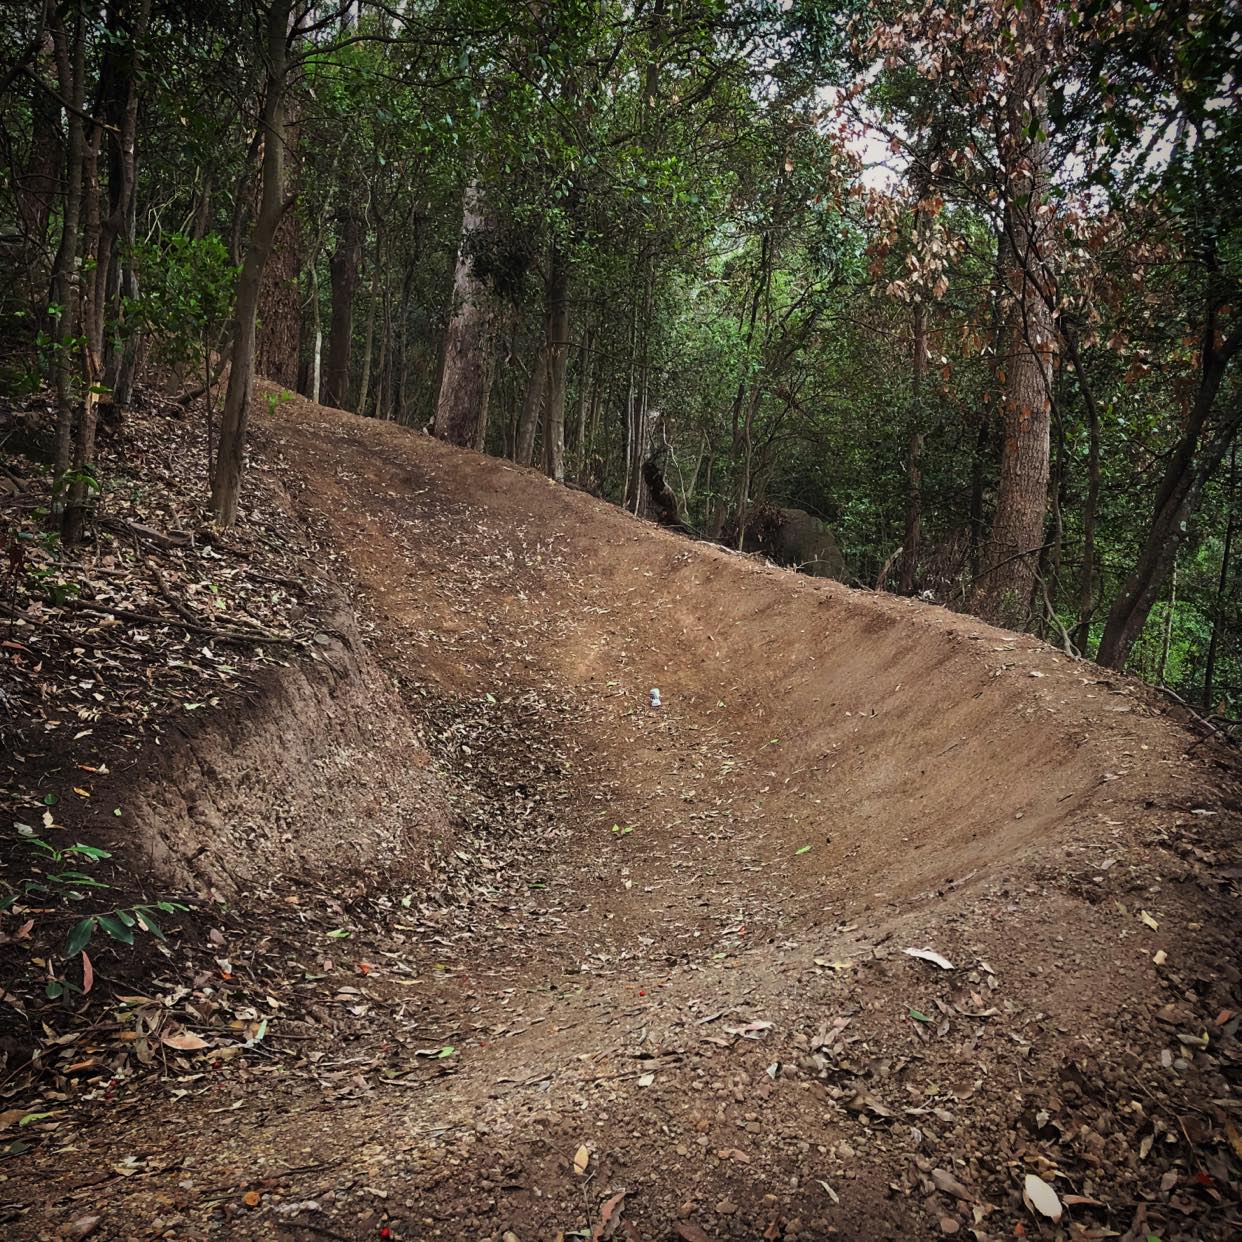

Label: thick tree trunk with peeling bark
[973,37,1055,629]
[433,180,493,447]
[256,206,301,389]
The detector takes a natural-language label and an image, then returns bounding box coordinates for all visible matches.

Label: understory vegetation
[1,0,1238,716]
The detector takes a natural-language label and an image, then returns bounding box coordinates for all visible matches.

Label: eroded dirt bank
[6,394,1239,1241]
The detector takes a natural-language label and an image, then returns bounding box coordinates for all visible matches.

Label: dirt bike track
[8,394,1239,1241]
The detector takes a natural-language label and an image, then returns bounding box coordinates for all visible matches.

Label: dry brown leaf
[573,1144,590,1175]
[60,1216,101,1240]
[674,1224,711,1242]
[590,1188,628,1241]
[931,1168,972,1200]
[159,1029,209,1052]
[242,1189,261,1208]
[1226,1119,1242,1161]
[1022,1172,1062,1222]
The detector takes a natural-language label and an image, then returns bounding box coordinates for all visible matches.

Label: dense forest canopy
[2,0,1239,717]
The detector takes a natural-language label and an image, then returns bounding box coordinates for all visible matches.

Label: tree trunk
[19,59,61,259]
[471,330,497,452]
[572,326,592,461]
[211,0,291,526]
[1202,442,1237,711]
[1096,331,1240,668]
[899,297,928,593]
[355,257,377,416]
[1156,553,1177,686]
[542,242,570,481]
[1073,345,1101,655]
[307,246,322,402]
[899,165,933,595]
[374,271,391,419]
[516,340,548,467]
[49,3,85,491]
[433,179,494,445]
[64,0,150,543]
[322,207,361,408]
[256,204,301,388]
[972,36,1056,629]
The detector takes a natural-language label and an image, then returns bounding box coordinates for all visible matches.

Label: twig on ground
[48,596,303,648]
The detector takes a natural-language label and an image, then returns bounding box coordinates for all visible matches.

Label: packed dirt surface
[6,393,1240,1241]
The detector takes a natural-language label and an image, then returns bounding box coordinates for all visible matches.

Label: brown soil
[4,392,1239,1241]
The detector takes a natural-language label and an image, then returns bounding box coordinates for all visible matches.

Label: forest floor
[3,389,1241,1242]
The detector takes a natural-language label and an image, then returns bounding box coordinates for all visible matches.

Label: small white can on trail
[649,688,662,708]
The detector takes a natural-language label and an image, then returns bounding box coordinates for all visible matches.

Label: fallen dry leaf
[60,1216,101,1240]
[1022,1172,1062,1222]
[590,1188,628,1241]
[931,1168,972,1200]
[573,1144,590,1175]
[904,947,955,970]
[673,1224,711,1242]
[159,1029,209,1052]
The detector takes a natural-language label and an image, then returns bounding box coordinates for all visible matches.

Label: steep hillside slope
[6,392,1238,1242]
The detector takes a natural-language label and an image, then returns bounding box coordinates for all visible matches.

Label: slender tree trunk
[580,365,603,486]
[1097,418,1240,668]
[374,270,391,418]
[968,240,1009,579]
[64,0,150,542]
[49,4,85,492]
[572,326,592,463]
[322,207,361,408]
[622,287,640,507]
[1074,352,1101,654]
[628,266,656,512]
[734,386,761,550]
[899,296,928,593]
[899,164,933,594]
[516,340,548,466]
[433,179,494,445]
[1097,315,1240,668]
[309,257,322,403]
[211,0,291,525]
[394,251,415,422]
[18,32,61,265]
[191,169,213,239]
[543,242,570,481]
[472,325,497,451]
[1202,442,1237,710]
[1156,554,1177,686]
[355,257,377,416]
